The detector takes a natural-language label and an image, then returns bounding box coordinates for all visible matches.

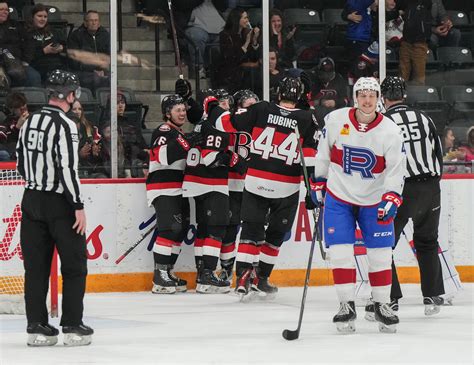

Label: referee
[381,76,445,316]
[16,70,93,346]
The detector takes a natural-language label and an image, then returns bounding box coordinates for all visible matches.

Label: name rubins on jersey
[146,123,189,206]
[231,102,319,199]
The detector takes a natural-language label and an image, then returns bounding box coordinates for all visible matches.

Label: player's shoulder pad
[158,123,171,132]
[324,107,352,126]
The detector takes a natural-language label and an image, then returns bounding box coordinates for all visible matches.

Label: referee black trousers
[20,190,88,327]
[391,178,445,300]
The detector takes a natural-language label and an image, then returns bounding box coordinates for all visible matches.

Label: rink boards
[1,176,473,292]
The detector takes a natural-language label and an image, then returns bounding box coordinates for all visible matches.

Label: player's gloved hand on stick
[377,192,403,224]
[305,176,326,210]
[184,131,204,147]
[175,78,192,100]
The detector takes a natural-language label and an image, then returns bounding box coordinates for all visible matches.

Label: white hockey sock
[367,247,392,303]
[329,244,356,302]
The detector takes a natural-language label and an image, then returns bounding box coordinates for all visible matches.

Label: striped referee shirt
[16,105,84,209]
[384,103,443,178]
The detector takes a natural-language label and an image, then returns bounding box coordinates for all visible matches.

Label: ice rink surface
[1,284,472,365]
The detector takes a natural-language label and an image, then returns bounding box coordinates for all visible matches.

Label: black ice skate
[423,296,444,316]
[366,298,398,322]
[374,302,399,333]
[196,269,230,294]
[333,301,357,333]
[63,324,94,346]
[152,264,177,294]
[219,265,233,283]
[27,323,59,346]
[253,276,278,300]
[167,265,187,293]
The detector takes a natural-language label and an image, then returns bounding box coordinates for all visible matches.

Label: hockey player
[182,94,247,294]
[312,77,406,333]
[380,76,445,315]
[229,78,319,298]
[146,95,203,294]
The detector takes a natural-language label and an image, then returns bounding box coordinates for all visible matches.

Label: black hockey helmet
[277,77,304,103]
[233,89,259,108]
[286,68,312,95]
[381,76,407,101]
[46,69,81,100]
[161,94,185,116]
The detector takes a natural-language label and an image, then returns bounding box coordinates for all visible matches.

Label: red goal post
[0,161,58,316]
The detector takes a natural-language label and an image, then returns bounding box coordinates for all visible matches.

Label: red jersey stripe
[146,182,182,190]
[247,168,301,183]
[183,175,228,185]
[203,237,222,249]
[330,146,386,173]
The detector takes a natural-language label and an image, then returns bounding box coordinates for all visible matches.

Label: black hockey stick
[282,127,324,341]
[282,206,321,341]
[115,225,156,264]
[167,0,183,79]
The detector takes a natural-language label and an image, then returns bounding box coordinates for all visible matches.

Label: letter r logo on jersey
[342,145,377,179]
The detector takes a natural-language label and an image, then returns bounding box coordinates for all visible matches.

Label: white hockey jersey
[314,107,406,206]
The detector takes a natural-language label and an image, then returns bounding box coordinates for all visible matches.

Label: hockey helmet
[277,77,304,103]
[286,68,312,95]
[161,94,185,116]
[353,77,380,108]
[380,76,407,101]
[233,89,259,108]
[46,69,81,100]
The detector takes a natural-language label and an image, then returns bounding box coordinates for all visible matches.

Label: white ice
[1,284,473,365]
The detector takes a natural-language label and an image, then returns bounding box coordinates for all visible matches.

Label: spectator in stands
[458,126,474,171]
[24,4,67,82]
[0,91,28,160]
[0,1,41,86]
[112,92,148,177]
[184,0,228,79]
[309,57,349,120]
[269,9,296,69]
[68,10,110,92]
[218,7,260,93]
[96,124,126,178]
[269,47,284,102]
[397,0,431,84]
[341,0,377,64]
[71,100,97,177]
[348,41,380,85]
[430,0,461,48]
[442,127,463,173]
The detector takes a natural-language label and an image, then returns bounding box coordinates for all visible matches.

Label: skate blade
[378,323,397,333]
[176,285,188,293]
[196,284,230,294]
[239,291,257,303]
[27,334,58,346]
[424,305,441,316]
[151,284,176,294]
[364,312,375,322]
[64,333,92,346]
[335,321,356,334]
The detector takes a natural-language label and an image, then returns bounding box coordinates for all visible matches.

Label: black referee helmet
[381,76,407,101]
[46,69,81,100]
[277,77,304,103]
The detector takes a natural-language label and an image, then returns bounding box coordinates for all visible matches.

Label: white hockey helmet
[353,77,381,108]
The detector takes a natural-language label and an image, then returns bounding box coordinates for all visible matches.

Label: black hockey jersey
[232,101,318,198]
[146,123,191,205]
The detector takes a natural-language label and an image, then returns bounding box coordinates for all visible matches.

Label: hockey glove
[227,151,247,175]
[377,192,403,225]
[203,96,219,116]
[175,78,192,100]
[184,131,204,148]
[305,176,327,210]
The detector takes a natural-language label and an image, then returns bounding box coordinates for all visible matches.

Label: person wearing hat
[16,69,93,346]
[310,57,349,120]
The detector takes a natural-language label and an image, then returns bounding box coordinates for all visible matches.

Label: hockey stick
[282,127,324,341]
[167,0,183,79]
[115,225,156,264]
[282,206,321,341]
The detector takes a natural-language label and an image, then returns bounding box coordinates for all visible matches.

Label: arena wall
[1,176,472,292]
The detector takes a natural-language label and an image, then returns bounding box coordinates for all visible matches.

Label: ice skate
[374,302,399,333]
[196,269,230,294]
[333,301,357,333]
[364,299,375,322]
[151,264,177,294]
[27,323,59,346]
[218,265,233,283]
[63,324,94,346]
[423,296,444,316]
[167,265,187,293]
[253,276,278,300]
[235,268,256,302]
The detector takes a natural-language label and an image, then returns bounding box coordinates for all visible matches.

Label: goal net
[0,161,58,316]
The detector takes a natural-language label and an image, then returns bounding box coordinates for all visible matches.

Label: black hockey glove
[228,151,247,175]
[175,78,192,100]
[184,131,204,148]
